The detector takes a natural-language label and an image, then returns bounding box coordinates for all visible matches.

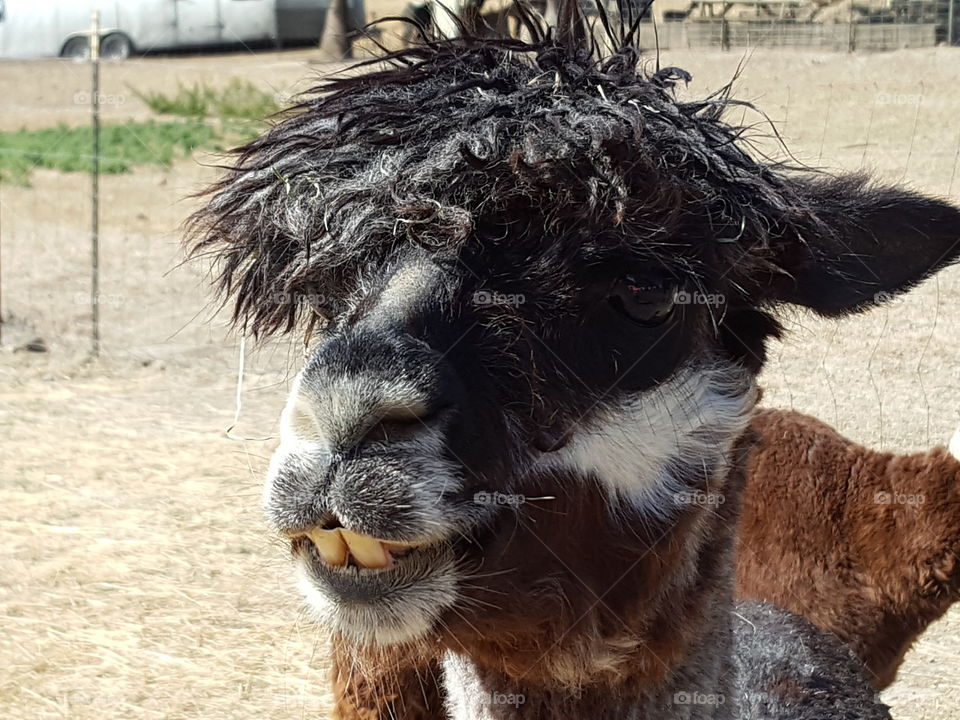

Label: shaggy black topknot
[188,3,827,338]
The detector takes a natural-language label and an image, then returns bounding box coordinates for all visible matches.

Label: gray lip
[299,540,457,605]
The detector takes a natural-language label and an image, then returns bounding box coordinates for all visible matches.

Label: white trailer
[0,0,364,60]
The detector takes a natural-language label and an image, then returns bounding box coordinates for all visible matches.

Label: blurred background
[0,0,958,59]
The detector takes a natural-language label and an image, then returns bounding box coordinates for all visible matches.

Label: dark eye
[608,276,677,326]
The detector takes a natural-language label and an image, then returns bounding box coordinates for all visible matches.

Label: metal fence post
[0,190,3,346]
[90,11,101,357]
[847,0,855,52]
[949,0,957,45]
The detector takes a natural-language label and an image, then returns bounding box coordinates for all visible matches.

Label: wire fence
[636,0,959,50]
[1,2,958,362]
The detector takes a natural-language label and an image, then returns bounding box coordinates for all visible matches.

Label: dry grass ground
[1,44,959,719]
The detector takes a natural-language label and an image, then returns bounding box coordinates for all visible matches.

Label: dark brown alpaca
[737,408,960,690]
[328,409,960,715]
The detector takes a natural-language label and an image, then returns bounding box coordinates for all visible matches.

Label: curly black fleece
[187,32,844,338]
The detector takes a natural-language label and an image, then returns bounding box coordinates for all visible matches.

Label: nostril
[359,404,449,446]
[318,512,343,531]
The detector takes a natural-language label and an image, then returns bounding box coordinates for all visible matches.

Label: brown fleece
[736,408,960,689]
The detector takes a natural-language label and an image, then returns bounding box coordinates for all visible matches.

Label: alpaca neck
[441,640,736,720]
[437,433,756,720]
[858,445,960,621]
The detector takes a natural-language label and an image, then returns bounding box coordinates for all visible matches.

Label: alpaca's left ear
[767,175,960,316]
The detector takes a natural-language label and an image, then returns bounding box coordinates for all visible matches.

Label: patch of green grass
[0,120,218,185]
[0,79,279,184]
[134,78,281,121]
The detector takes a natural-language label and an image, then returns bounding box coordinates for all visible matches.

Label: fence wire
[616,0,960,50]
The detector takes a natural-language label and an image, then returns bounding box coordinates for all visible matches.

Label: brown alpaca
[736,408,960,690]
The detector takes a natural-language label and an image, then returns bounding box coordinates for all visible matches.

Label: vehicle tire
[100,33,133,61]
[60,36,90,61]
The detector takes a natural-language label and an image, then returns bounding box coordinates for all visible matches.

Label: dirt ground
[1,45,959,720]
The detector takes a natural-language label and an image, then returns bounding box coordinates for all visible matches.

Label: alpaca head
[191,37,960,654]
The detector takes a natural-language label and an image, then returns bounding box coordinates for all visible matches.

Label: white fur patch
[543,363,758,517]
[949,427,960,462]
[443,651,500,720]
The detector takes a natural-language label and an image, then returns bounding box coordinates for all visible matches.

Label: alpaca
[323,412,960,714]
[736,408,960,690]
[189,4,960,717]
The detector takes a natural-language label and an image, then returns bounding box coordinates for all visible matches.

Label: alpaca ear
[767,176,960,316]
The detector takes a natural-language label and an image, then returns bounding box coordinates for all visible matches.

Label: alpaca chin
[293,544,460,646]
